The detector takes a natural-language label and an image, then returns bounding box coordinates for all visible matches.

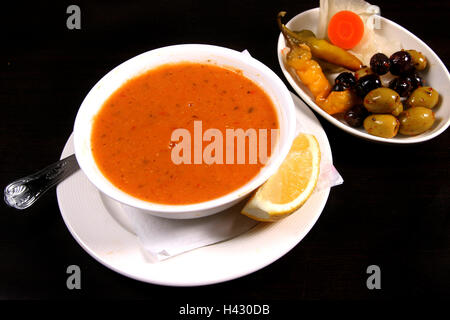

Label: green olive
[355,66,373,80]
[364,87,401,114]
[398,107,435,136]
[407,86,439,109]
[406,49,427,71]
[363,114,400,138]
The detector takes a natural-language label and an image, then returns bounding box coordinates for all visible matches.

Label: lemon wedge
[241,133,321,222]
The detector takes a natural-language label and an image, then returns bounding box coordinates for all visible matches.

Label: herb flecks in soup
[91,62,279,204]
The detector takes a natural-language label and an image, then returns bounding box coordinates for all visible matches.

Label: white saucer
[56,92,333,286]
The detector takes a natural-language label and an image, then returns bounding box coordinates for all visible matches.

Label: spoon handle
[4,154,79,210]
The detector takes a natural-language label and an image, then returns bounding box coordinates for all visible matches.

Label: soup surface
[91,62,279,204]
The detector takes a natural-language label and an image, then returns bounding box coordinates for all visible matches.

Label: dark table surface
[1,0,449,304]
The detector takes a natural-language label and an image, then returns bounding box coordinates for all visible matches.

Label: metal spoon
[4,154,79,210]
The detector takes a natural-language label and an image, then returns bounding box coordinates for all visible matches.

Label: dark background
[1,0,449,303]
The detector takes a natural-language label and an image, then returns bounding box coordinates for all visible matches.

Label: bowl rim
[277,7,450,144]
[74,43,297,215]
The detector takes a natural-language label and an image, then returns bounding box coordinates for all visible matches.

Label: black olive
[370,53,390,75]
[389,51,414,76]
[344,104,368,127]
[388,77,413,97]
[335,72,356,89]
[355,74,382,98]
[406,71,424,90]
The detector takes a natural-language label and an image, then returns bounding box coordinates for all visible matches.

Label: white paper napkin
[123,201,258,262]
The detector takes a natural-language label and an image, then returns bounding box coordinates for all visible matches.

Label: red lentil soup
[91,62,279,204]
